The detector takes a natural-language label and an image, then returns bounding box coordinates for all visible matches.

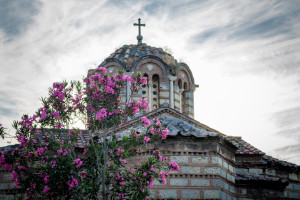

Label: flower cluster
[0,67,179,200]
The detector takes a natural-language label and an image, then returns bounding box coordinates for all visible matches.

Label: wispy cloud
[0,0,299,164]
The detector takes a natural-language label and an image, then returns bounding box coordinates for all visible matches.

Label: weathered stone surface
[289,173,298,181]
[191,179,210,186]
[181,190,200,199]
[182,166,201,174]
[170,156,189,163]
[212,156,222,165]
[159,190,177,199]
[249,168,263,174]
[192,156,208,164]
[170,179,188,186]
[204,190,220,199]
[266,169,276,176]
[204,167,220,174]
[0,183,9,190]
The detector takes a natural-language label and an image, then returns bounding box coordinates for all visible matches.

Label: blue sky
[0,0,299,164]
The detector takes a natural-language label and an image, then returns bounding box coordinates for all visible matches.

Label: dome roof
[99,43,177,72]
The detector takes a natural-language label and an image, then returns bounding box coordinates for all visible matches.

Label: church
[1,19,300,200]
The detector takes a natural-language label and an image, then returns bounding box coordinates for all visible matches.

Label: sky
[0,0,299,164]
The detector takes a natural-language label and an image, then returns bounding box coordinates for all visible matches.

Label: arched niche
[133,58,169,82]
[177,64,195,92]
[101,61,123,74]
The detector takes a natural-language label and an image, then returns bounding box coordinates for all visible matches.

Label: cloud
[0,0,299,164]
[0,0,42,41]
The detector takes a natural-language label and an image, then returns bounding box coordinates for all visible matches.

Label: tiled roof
[262,155,300,169]
[99,43,176,68]
[225,136,265,155]
[236,171,286,182]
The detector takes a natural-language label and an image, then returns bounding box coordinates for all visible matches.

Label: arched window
[178,79,182,89]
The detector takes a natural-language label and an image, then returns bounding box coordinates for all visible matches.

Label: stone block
[188,107,194,112]
[221,169,227,178]
[170,156,189,163]
[160,83,169,90]
[236,168,248,173]
[191,156,208,164]
[191,179,210,186]
[182,166,200,174]
[1,173,11,181]
[160,91,169,98]
[174,101,180,109]
[249,168,263,174]
[212,156,222,165]
[223,161,228,169]
[221,192,226,200]
[204,167,220,174]
[159,190,177,199]
[213,179,223,187]
[288,192,298,199]
[224,183,229,191]
[0,183,9,190]
[286,184,293,190]
[230,185,235,193]
[181,190,200,199]
[204,190,220,199]
[0,195,15,200]
[294,184,300,191]
[170,179,188,186]
[229,165,234,173]
[266,169,276,176]
[289,173,298,181]
[227,173,235,183]
[149,189,155,198]
[153,179,163,186]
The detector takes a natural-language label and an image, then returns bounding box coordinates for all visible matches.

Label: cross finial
[133,18,145,45]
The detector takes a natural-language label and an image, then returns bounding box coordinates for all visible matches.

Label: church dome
[99,43,177,74]
[95,42,196,118]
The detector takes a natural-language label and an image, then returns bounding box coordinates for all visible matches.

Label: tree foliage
[0,68,179,200]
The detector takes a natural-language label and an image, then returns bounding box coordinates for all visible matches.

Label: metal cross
[133,18,145,45]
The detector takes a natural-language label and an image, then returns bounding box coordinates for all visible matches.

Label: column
[126,72,131,102]
[179,89,184,112]
[168,75,177,109]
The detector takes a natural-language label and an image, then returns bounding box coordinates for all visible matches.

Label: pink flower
[57,148,63,155]
[43,186,50,194]
[143,136,150,144]
[73,158,82,168]
[130,168,135,173]
[79,171,86,178]
[119,182,125,186]
[143,172,147,176]
[50,112,61,120]
[161,128,169,140]
[141,117,150,128]
[160,172,166,184]
[97,67,107,74]
[169,162,180,171]
[11,170,18,179]
[44,175,50,184]
[96,108,107,121]
[40,108,48,121]
[66,176,78,190]
[37,147,45,156]
[83,148,88,155]
[14,179,20,187]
